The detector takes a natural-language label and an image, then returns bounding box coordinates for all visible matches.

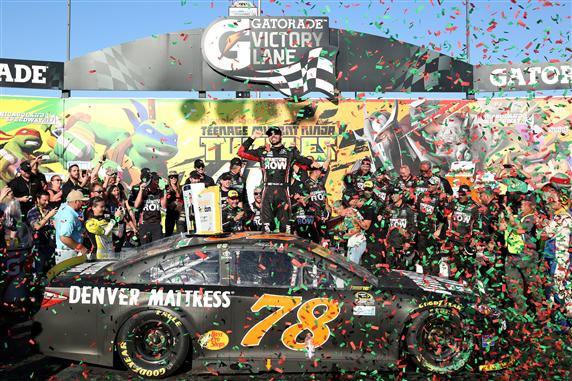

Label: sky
[0,0,570,98]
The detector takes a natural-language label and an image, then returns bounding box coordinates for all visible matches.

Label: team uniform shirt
[446,199,478,243]
[385,203,417,249]
[304,173,329,220]
[245,203,263,231]
[140,188,163,225]
[291,202,320,242]
[345,171,374,195]
[186,170,215,187]
[416,193,445,236]
[86,217,117,260]
[222,205,244,232]
[394,176,418,204]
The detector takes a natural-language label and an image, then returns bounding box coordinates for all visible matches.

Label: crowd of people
[0,126,571,328]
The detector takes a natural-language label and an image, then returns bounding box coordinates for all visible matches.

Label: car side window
[300,260,350,290]
[232,250,297,288]
[139,249,220,285]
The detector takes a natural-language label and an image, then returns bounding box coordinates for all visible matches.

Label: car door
[130,245,234,370]
[227,243,305,373]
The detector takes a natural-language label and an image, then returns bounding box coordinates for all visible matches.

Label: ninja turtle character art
[0,128,45,187]
[49,100,178,184]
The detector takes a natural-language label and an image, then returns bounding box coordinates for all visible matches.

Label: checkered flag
[237,47,338,98]
[397,50,454,92]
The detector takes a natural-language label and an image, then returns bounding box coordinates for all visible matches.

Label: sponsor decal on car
[198,330,230,350]
[67,286,232,308]
[353,292,376,316]
[418,299,462,311]
[241,294,340,351]
[478,355,515,372]
[481,335,497,348]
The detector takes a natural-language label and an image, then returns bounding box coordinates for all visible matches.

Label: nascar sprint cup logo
[201,17,338,97]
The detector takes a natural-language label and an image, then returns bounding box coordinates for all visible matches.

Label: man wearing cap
[218,157,247,205]
[415,176,446,276]
[54,190,90,264]
[133,172,167,243]
[383,186,417,271]
[187,159,215,188]
[8,160,45,216]
[218,172,234,207]
[344,157,374,197]
[222,190,245,233]
[443,184,479,282]
[238,127,319,233]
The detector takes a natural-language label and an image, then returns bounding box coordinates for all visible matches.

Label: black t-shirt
[140,188,163,224]
[8,174,44,216]
[220,188,230,207]
[245,203,263,231]
[222,205,244,232]
[61,178,83,202]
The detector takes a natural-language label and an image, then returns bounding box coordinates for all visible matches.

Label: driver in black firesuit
[238,127,319,233]
[415,176,446,276]
[384,186,417,271]
[443,184,479,283]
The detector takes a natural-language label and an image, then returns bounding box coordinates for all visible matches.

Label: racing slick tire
[116,309,190,379]
[405,308,474,374]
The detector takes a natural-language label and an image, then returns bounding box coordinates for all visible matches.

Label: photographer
[8,161,44,216]
[133,172,166,243]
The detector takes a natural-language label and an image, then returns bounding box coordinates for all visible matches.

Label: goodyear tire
[116,309,189,379]
[406,308,474,374]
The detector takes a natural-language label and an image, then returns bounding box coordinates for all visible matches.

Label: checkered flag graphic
[397,50,453,92]
[90,47,146,90]
[237,47,338,98]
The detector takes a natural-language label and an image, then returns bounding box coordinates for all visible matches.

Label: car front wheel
[406,308,474,374]
[116,309,190,379]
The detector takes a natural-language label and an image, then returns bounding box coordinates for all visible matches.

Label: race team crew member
[238,127,319,233]
[133,172,166,244]
[291,192,320,243]
[186,159,215,187]
[384,187,417,271]
[394,164,418,205]
[415,176,446,276]
[218,157,247,205]
[222,190,245,233]
[245,186,263,231]
[303,150,332,241]
[443,184,478,282]
[344,157,374,196]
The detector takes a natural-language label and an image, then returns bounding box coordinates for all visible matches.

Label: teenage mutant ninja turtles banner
[0,96,570,202]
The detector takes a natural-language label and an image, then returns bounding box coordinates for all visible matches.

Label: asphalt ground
[1,318,571,381]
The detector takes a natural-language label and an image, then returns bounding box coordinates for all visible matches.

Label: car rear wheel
[406,308,474,374]
[116,309,189,379]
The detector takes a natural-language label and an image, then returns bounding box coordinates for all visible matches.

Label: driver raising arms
[238,127,320,233]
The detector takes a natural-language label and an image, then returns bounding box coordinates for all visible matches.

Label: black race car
[35,232,512,378]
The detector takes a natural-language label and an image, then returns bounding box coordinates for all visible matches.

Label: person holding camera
[8,160,44,217]
[133,172,167,243]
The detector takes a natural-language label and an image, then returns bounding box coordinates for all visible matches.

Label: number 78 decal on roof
[240,294,340,351]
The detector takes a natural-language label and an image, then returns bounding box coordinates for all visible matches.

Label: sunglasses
[52,178,62,182]
[254,192,262,196]
[169,175,178,179]
[93,190,104,194]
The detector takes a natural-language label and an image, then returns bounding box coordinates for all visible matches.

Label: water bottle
[439,258,449,278]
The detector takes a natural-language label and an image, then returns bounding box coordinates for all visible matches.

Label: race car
[35,232,512,379]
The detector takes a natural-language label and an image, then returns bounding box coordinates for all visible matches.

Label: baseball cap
[66,189,89,202]
[20,161,32,173]
[458,184,471,195]
[427,176,440,186]
[220,173,232,181]
[363,181,374,190]
[228,190,240,199]
[266,126,282,136]
[230,158,242,167]
[194,159,205,168]
[168,170,179,177]
[361,157,372,164]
